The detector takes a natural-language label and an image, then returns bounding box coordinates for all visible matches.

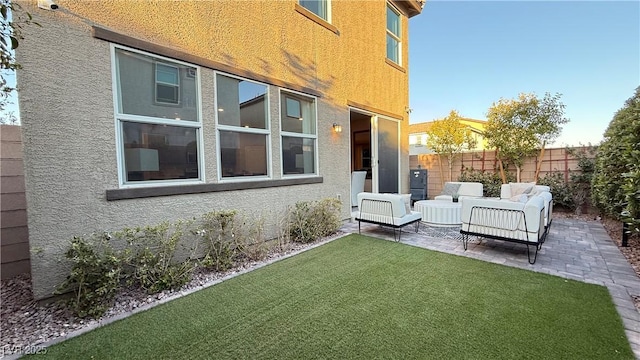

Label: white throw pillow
[441,182,461,196]
[401,194,412,214]
[509,182,535,196]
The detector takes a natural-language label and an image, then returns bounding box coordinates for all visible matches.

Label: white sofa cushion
[434,182,483,201]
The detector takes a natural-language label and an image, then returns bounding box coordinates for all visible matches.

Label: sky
[408,0,640,147]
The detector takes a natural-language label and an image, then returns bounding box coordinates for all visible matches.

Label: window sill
[106,177,323,201]
[385,58,406,73]
[295,4,340,35]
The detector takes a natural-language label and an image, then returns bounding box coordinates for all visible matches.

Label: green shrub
[621,169,640,234]
[566,146,597,215]
[592,86,640,233]
[56,233,122,318]
[197,210,244,271]
[239,214,269,261]
[458,168,514,197]
[289,198,342,243]
[119,221,196,294]
[538,172,574,210]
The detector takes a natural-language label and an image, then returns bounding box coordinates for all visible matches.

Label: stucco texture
[16,0,415,299]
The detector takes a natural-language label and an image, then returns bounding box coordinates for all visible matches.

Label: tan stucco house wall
[16,0,423,299]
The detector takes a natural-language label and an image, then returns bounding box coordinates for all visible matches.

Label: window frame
[111,44,205,188]
[299,0,331,23]
[279,89,319,178]
[214,71,272,182]
[154,62,180,105]
[386,2,402,65]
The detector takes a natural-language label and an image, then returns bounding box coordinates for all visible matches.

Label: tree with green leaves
[425,110,477,185]
[592,86,640,235]
[1,0,36,116]
[484,92,569,183]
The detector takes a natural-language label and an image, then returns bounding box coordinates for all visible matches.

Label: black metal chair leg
[527,244,539,264]
[358,220,361,234]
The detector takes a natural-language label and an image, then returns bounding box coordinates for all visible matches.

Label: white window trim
[279,88,319,178]
[214,71,272,182]
[111,44,205,188]
[386,2,402,65]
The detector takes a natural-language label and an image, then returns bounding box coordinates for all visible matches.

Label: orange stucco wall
[62,0,412,118]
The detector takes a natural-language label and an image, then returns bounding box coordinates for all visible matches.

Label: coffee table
[414,200,462,227]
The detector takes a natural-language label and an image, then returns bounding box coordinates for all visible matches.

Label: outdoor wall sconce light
[332,123,342,133]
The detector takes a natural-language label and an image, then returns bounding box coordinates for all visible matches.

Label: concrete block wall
[1,125,30,279]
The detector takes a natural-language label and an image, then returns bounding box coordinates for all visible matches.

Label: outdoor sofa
[460,185,552,264]
[355,192,422,241]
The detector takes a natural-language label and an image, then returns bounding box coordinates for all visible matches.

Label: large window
[299,0,330,21]
[113,46,201,185]
[281,91,317,175]
[386,3,401,65]
[216,73,270,179]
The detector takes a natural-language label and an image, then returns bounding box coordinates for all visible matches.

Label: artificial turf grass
[34,234,634,359]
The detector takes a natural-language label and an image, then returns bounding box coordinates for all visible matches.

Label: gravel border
[1,232,348,358]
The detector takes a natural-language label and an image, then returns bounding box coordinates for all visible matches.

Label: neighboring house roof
[409,118,489,154]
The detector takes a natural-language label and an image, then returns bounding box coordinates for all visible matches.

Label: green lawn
[35,234,633,359]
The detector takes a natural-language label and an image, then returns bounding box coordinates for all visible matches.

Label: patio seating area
[341,216,640,358]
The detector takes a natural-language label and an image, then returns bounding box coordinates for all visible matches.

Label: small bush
[538,172,574,210]
[567,146,597,215]
[56,233,122,318]
[239,214,269,261]
[289,198,342,243]
[197,210,244,271]
[119,221,196,294]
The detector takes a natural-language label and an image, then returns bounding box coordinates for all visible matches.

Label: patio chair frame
[460,206,548,264]
[356,198,420,241]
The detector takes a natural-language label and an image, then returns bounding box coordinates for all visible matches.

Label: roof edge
[392,0,425,18]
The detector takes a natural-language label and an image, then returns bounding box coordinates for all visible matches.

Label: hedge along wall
[409,146,594,199]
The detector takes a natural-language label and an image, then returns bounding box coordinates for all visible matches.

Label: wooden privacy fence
[409,146,595,199]
[0,125,30,279]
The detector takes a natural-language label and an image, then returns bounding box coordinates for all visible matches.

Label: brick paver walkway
[341,217,640,358]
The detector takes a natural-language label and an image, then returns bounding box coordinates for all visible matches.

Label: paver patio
[341,217,640,359]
